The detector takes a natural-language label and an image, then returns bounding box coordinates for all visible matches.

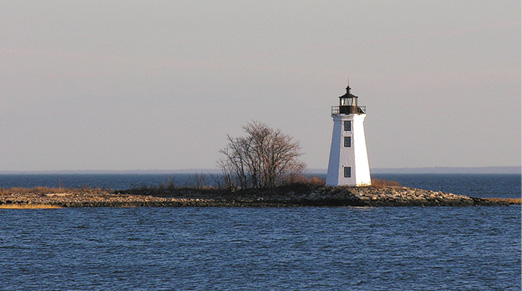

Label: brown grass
[0,204,62,209]
[485,198,521,204]
[371,178,402,188]
[0,186,99,195]
[287,175,326,186]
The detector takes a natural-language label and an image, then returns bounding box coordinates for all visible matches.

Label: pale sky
[1,1,520,172]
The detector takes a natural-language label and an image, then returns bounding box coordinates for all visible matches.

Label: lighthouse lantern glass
[340,97,353,106]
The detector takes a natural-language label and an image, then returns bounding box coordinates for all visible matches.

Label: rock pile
[208,186,509,207]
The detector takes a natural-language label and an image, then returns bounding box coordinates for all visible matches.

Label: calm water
[0,207,520,290]
[0,174,520,290]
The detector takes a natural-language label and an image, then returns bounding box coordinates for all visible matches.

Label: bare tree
[218,121,306,188]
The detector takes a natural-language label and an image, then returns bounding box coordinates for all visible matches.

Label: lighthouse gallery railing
[331,106,366,115]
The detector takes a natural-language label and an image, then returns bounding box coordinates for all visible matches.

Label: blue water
[0,173,209,191]
[0,174,520,290]
[0,207,519,290]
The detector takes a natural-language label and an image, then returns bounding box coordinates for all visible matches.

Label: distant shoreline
[370,166,521,174]
[0,166,520,175]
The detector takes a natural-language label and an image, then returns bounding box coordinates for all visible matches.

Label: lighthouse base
[326,114,371,187]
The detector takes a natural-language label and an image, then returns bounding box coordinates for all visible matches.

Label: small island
[1,118,518,209]
[0,182,519,209]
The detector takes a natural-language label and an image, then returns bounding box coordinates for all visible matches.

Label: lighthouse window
[344,136,351,147]
[344,167,352,178]
[344,121,351,131]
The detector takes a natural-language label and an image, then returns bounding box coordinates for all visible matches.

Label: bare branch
[218,121,306,188]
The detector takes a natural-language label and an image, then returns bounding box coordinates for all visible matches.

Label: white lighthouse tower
[326,83,371,187]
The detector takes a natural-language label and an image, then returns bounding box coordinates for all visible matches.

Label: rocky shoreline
[0,185,519,208]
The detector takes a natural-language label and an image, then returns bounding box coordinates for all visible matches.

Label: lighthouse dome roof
[339,85,358,99]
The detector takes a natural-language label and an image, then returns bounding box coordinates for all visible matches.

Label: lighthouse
[326,83,371,186]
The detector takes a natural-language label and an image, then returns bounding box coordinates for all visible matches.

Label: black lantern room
[339,85,356,114]
[333,84,366,115]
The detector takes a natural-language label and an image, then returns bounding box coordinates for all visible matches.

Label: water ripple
[0,207,519,290]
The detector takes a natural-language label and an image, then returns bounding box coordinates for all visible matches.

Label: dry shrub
[284,174,325,186]
[371,178,401,188]
[0,187,42,195]
[304,175,326,186]
[486,198,521,204]
[0,186,98,195]
[0,204,62,209]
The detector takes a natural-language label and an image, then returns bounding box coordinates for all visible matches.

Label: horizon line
[0,166,520,175]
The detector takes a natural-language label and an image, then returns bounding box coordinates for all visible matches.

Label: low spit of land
[0,184,519,208]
